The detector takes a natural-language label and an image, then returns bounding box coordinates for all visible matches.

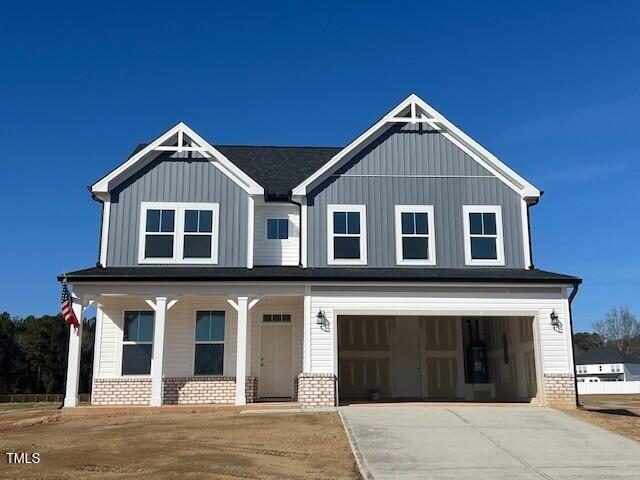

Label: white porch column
[235,296,249,405]
[303,286,311,372]
[64,298,84,408]
[150,296,167,407]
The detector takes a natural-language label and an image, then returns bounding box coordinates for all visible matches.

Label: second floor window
[395,205,436,265]
[139,202,219,264]
[266,218,289,240]
[327,205,367,265]
[463,205,505,266]
[122,311,154,375]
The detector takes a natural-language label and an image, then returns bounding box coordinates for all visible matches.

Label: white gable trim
[91,122,264,195]
[291,94,540,199]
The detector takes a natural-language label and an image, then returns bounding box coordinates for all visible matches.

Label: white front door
[393,317,422,398]
[259,323,293,398]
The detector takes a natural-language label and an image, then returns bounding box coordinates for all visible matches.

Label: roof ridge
[215,144,343,150]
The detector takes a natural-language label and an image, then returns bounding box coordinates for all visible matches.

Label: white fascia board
[91,122,264,196]
[291,94,541,199]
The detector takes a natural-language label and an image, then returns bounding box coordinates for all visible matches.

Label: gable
[292,94,541,200]
[334,122,494,178]
[107,153,249,267]
[91,122,264,197]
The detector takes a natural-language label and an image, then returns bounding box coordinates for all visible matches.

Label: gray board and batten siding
[106,153,249,267]
[306,123,525,268]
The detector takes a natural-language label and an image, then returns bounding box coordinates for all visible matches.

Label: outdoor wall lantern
[550,310,562,331]
[316,309,331,332]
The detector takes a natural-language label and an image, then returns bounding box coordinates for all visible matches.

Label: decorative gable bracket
[91,122,264,196]
[292,94,540,199]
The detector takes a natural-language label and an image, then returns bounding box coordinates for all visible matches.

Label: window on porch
[194,311,225,375]
[122,311,154,375]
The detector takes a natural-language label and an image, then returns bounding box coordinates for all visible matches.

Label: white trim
[257,310,295,399]
[150,297,166,406]
[247,197,254,269]
[394,205,436,266]
[291,94,540,198]
[462,205,505,266]
[235,296,249,405]
[91,122,263,195]
[521,199,532,269]
[303,286,311,371]
[301,198,308,268]
[264,217,290,241]
[327,204,367,266]
[192,309,226,377]
[99,200,111,266]
[120,309,155,377]
[137,201,220,265]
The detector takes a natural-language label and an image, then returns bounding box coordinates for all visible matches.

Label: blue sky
[0,1,638,331]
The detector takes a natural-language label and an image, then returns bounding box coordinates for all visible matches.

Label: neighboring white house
[60,94,581,409]
[575,347,640,382]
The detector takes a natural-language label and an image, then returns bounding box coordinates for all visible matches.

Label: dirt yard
[0,406,359,480]
[565,394,640,443]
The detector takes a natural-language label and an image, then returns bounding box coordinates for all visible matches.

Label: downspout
[568,281,581,407]
[526,193,542,269]
[284,191,304,267]
[89,187,105,268]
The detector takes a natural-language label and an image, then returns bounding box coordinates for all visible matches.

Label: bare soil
[0,406,360,479]
[565,394,640,443]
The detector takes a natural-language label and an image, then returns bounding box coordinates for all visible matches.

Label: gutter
[568,280,581,408]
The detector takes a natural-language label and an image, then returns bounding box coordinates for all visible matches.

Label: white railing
[578,381,640,395]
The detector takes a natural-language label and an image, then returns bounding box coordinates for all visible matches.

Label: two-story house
[60,94,581,409]
[576,347,640,382]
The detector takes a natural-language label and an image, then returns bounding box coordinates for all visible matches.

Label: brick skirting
[92,377,257,406]
[92,378,152,405]
[544,373,577,408]
[296,373,336,408]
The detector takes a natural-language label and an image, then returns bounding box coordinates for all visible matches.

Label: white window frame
[394,205,436,266]
[121,310,155,377]
[463,205,505,266]
[192,310,226,377]
[265,217,289,241]
[138,202,219,264]
[327,204,367,265]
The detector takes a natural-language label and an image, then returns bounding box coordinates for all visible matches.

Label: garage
[337,315,540,403]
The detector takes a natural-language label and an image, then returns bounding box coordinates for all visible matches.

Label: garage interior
[337,315,539,404]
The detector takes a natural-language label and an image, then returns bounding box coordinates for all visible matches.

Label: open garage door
[337,315,539,404]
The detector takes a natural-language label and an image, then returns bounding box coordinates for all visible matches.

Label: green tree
[572,331,603,356]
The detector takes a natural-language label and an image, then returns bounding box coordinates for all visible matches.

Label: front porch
[64,284,327,408]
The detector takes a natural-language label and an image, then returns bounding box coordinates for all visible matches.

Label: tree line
[573,307,640,356]
[0,312,94,395]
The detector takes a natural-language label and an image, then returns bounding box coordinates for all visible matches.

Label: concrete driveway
[340,406,640,479]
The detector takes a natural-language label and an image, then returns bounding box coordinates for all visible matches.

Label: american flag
[61,278,80,332]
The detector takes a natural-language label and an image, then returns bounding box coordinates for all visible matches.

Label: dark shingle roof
[60,266,580,284]
[216,146,341,198]
[576,347,640,365]
[124,143,341,198]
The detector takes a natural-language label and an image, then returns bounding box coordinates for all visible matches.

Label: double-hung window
[139,202,219,264]
[266,218,289,240]
[463,205,505,265]
[122,311,154,375]
[395,205,436,265]
[327,205,367,265]
[194,311,225,375]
